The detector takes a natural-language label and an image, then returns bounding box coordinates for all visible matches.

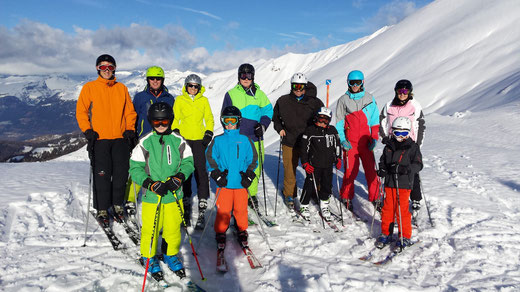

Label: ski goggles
[97,64,116,71]
[187,83,200,89]
[348,80,363,87]
[393,130,410,137]
[292,83,306,91]
[221,116,239,125]
[316,115,331,124]
[151,119,170,127]
[397,88,410,95]
[239,72,254,80]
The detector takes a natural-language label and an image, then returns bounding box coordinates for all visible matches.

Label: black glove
[210,169,228,188]
[165,173,185,193]
[202,130,213,147]
[143,178,169,196]
[389,164,409,175]
[123,130,138,150]
[382,136,390,145]
[377,168,387,177]
[84,129,99,158]
[254,123,264,138]
[240,169,256,188]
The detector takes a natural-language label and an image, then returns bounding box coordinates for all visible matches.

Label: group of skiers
[76,53,425,278]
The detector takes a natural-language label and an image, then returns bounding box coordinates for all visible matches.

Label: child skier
[375,116,423,249]
[129,102,194,280]
[299,107,342,221]
[206,106,258,251]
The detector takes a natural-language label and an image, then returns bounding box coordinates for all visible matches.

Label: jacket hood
[346,89,365,100]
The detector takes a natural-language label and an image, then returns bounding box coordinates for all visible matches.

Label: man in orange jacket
[76,54,137,227]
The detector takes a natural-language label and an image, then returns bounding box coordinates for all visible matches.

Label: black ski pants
[410,173,422,201]
[300,166,333,205]
[182,139,210,205]
[92,139,130,211]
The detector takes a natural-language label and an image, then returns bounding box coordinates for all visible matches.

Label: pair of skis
[359,240,420,265]
[138,257,206,291]
[217,244,262,273]
[89,210,139,250]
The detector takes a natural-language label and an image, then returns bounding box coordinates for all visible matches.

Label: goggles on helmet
[239,72,254,80]
[397,88,410,95]
[97,64,116,71]
[221,116,239,125]
[151,119,170,127]
[348,80,363,87]
[292,83,306,91]
[393,130,410,137]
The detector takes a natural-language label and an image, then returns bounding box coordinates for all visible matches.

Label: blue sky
[0,0,432,75]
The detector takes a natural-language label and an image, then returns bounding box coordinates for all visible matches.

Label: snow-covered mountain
[1,0,520,291]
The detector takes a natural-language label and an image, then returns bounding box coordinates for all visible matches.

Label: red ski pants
[381,187,412,239]
[340,146,379,202]
[214,188,249,233]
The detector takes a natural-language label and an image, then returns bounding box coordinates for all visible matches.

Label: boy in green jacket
[129,102,194,280]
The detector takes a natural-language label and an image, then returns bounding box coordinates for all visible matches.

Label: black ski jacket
[378,137,423,189]
[299,124,341,168]
[273,82,324,148]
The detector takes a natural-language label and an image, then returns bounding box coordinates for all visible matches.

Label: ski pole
[311,172,326,230]
[173,193,205,281]
[274,138,282,217]
[257,138,268,216]
[247,190,274,252]
[370,151,385,238]
[334,168,344,227]
[142,196,163,292]
[82,163,93,247]
[394,172,405,250]
[132,181,141,235]
[196,187,222,251]
[418,174,434,227]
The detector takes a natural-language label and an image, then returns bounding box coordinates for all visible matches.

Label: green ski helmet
[146,66,165,78]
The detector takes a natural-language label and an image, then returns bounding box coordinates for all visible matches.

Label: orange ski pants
[214,188,249,233]
[381,187,412,239]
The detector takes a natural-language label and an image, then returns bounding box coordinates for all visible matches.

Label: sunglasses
[239,72,254,80]
[97,64,116,71]
[221,116,239,125]
[148,77,163,81]
[393,130,410,137]
[187,84,200,89]
[151,119,170,127]
[397,88,410,95]
[292,83,306,91]
[348,80,363,87]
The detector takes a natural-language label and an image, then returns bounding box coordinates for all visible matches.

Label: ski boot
[299,204,311,221]
[216,233,226,250]
[96,210,110,228]
[183,198,192,227]
[164,254,185,278]
[396,237,412,251]
[124,201,136,217]
[320,199,332,221]
[237,230,249,248]
[142,256,163,280]
[195,199,207,230]
[112,205,125,223]
[284,196,294,210]
[343,199,353,212]
[248,196,261,215]
[375,234,391,249]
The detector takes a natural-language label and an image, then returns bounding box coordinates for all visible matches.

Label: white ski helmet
[317,107,332,119]
[392,116,412,131]
[291,73,307,84]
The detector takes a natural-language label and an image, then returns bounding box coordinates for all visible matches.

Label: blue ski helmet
[347,70,364,82]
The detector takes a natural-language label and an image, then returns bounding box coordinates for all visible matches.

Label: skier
[129,102,194,279]
[272,73,324,209]
[76,54,137,226]
[334,70,380,212]
[127,66,175,216]
[299,107,342,221]
[375,117,423,249]
[206,106,258,251]
[221,63,273,215]
[379,79,425,216]
[171,74,214,229]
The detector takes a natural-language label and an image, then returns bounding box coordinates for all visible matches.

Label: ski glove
[368,139,377,151]
[84,129,99,158]
[240,169,256,188]
[210,169,228,188]
[336,158,342,170]
[143,178,169,196]
[377,168,387,177]
[254,123,265,138]
[382,136,390,145]
[341,140,352,150]
[166,173,185,193]
[123,130,138,150]
[202,130,213,147]
[389,164,410,175]
[302,163,314,174]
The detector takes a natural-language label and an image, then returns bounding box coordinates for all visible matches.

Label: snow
[1,0,520,291]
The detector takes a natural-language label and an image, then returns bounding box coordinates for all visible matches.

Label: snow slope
[1,0,520,291]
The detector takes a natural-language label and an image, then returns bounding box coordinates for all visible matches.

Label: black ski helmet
[147,102,174,132]
[394,79,413,92]
[220,106,242,128]
[238,63,255,82]
[96,54,116,67]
